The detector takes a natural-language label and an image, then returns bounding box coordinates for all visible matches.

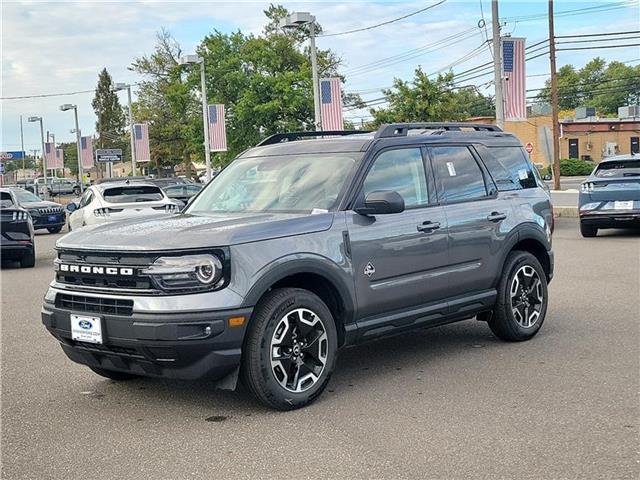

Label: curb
[554,206,578,218]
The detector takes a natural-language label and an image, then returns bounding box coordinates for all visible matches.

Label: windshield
[595,160,640,178]
[103,185,165,203]
[187,153,361,214]
[12,189,41,203]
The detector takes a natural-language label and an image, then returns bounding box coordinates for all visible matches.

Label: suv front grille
[55,249,157,293]
[38,207,63,215]
[56,293,134,316]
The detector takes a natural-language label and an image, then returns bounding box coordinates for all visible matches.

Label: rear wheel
[73,187,81,196]
[488,251,548,342]
[242,288,338,410]
[580,223,598,237]
[20,248,35,268]
[89,366,138,380]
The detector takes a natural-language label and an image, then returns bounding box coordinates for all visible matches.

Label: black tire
[580,223,597,238]
[73,187,81,196]
[89,366,138,381]
[241,288,338,410]
[488,251,548,342]
[20,248,35,268]
[47,226,63,234]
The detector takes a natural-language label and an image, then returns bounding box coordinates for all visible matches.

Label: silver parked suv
[42,123,554,410]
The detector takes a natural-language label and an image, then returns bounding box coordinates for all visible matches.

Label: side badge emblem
[364,262,376,278]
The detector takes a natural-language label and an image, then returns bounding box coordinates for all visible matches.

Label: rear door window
[103,186,164,203]
[482,147,537,190]
[430,146,488,203]
[0,192,14,208]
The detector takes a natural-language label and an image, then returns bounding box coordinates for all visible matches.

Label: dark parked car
[42,123,554,410]
[1,188,35,267]
[579,154,640,237]
[163,183,202,204]
[8,187,66,233]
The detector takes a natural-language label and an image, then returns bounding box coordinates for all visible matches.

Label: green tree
[91,68,126,150]
[130,30,201,177]
[535,57,640,114]
[368,68,494,126]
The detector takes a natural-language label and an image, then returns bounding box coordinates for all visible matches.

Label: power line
[558,43,640,52]
[1,89,95,101]
[318,0,448,38]
[501,2,629,22]
[556,29,640,39]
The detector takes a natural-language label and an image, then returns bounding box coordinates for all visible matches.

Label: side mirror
[66,202,78,212]
[355,190,405,216]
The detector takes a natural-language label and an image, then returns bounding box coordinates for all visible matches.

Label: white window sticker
[311,208,328,215]
[517,169,529,180]
[446,162,457,177]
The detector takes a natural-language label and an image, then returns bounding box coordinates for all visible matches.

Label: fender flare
[496,222,552,284]
[242,254,357,324]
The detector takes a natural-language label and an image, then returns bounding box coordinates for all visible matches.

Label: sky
[1,0,639,154]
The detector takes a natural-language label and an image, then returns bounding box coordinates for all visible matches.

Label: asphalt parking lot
[1,219,638,479]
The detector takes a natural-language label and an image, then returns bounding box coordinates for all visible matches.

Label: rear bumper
[579,210,640,229]
[42,293,252,381]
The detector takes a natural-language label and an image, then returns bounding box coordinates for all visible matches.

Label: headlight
[580,202,600,211]
[141,254,224,291]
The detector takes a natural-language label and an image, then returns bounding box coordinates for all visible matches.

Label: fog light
[204,326,212,336]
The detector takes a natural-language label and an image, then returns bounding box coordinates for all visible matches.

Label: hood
[22,200,63,210]
[56,211,335,251]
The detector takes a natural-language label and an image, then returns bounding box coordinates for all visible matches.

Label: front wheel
[20,248,35,268]
[580,223,597,238]
[242,288,338,410]
[488,251,548,342]
[47,226,63,234]
[73,187,81,196]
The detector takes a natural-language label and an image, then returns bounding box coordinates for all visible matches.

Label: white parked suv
[67,181,179,230]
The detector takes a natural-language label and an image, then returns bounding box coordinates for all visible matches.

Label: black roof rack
[375,122,502,138]
[257,130,370,146]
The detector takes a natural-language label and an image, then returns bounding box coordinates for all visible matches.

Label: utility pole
[492,0,504,130]
[548,0,561,191]
[20,115,25,177]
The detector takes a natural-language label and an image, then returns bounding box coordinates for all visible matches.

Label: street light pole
[28,116,48,199]
[281,12,322,131]
[309,19,321,131]
[60,104,85,193]
[180,55,211,182]
[113,83,137,177]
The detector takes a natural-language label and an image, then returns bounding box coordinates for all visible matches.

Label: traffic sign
[525,142,534,154]
[95,148,123,163]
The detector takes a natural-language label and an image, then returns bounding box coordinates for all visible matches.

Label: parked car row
[15,177,82,196]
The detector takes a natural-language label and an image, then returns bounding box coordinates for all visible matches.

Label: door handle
[487,211,507,222]
[417,221,441,233]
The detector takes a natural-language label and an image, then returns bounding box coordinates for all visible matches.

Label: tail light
[581,182,594,192]
[12,211,29,221]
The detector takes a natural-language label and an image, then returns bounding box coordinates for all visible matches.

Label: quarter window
[362,148,428,208]
[483,147,537,190]
[430,146,487,202]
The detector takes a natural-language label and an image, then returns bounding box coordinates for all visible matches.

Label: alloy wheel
[510,265,544,328]
[269,308,328,393]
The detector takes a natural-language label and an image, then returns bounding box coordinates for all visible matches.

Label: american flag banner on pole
[208,104,227,152]
[320,78,344,131]
[502,37,527,120]
[44,142,58,170]
[133,123,151,162]
[54,148,64,170]
[80,136,94,169]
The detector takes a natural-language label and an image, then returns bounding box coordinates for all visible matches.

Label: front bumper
[30,212,66,230]
[42,289,252,381]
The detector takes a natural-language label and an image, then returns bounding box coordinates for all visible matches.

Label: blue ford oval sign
[79,320,93,330]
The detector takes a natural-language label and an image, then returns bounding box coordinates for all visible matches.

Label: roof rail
[256,130,370,146]
[375,122,502,138]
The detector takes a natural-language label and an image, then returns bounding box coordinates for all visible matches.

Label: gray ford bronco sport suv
[42,123,554,410]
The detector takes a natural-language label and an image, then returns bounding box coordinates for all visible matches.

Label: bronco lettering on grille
[57,263,134,276]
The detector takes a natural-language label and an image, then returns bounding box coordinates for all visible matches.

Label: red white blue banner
[502,37,527,120]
